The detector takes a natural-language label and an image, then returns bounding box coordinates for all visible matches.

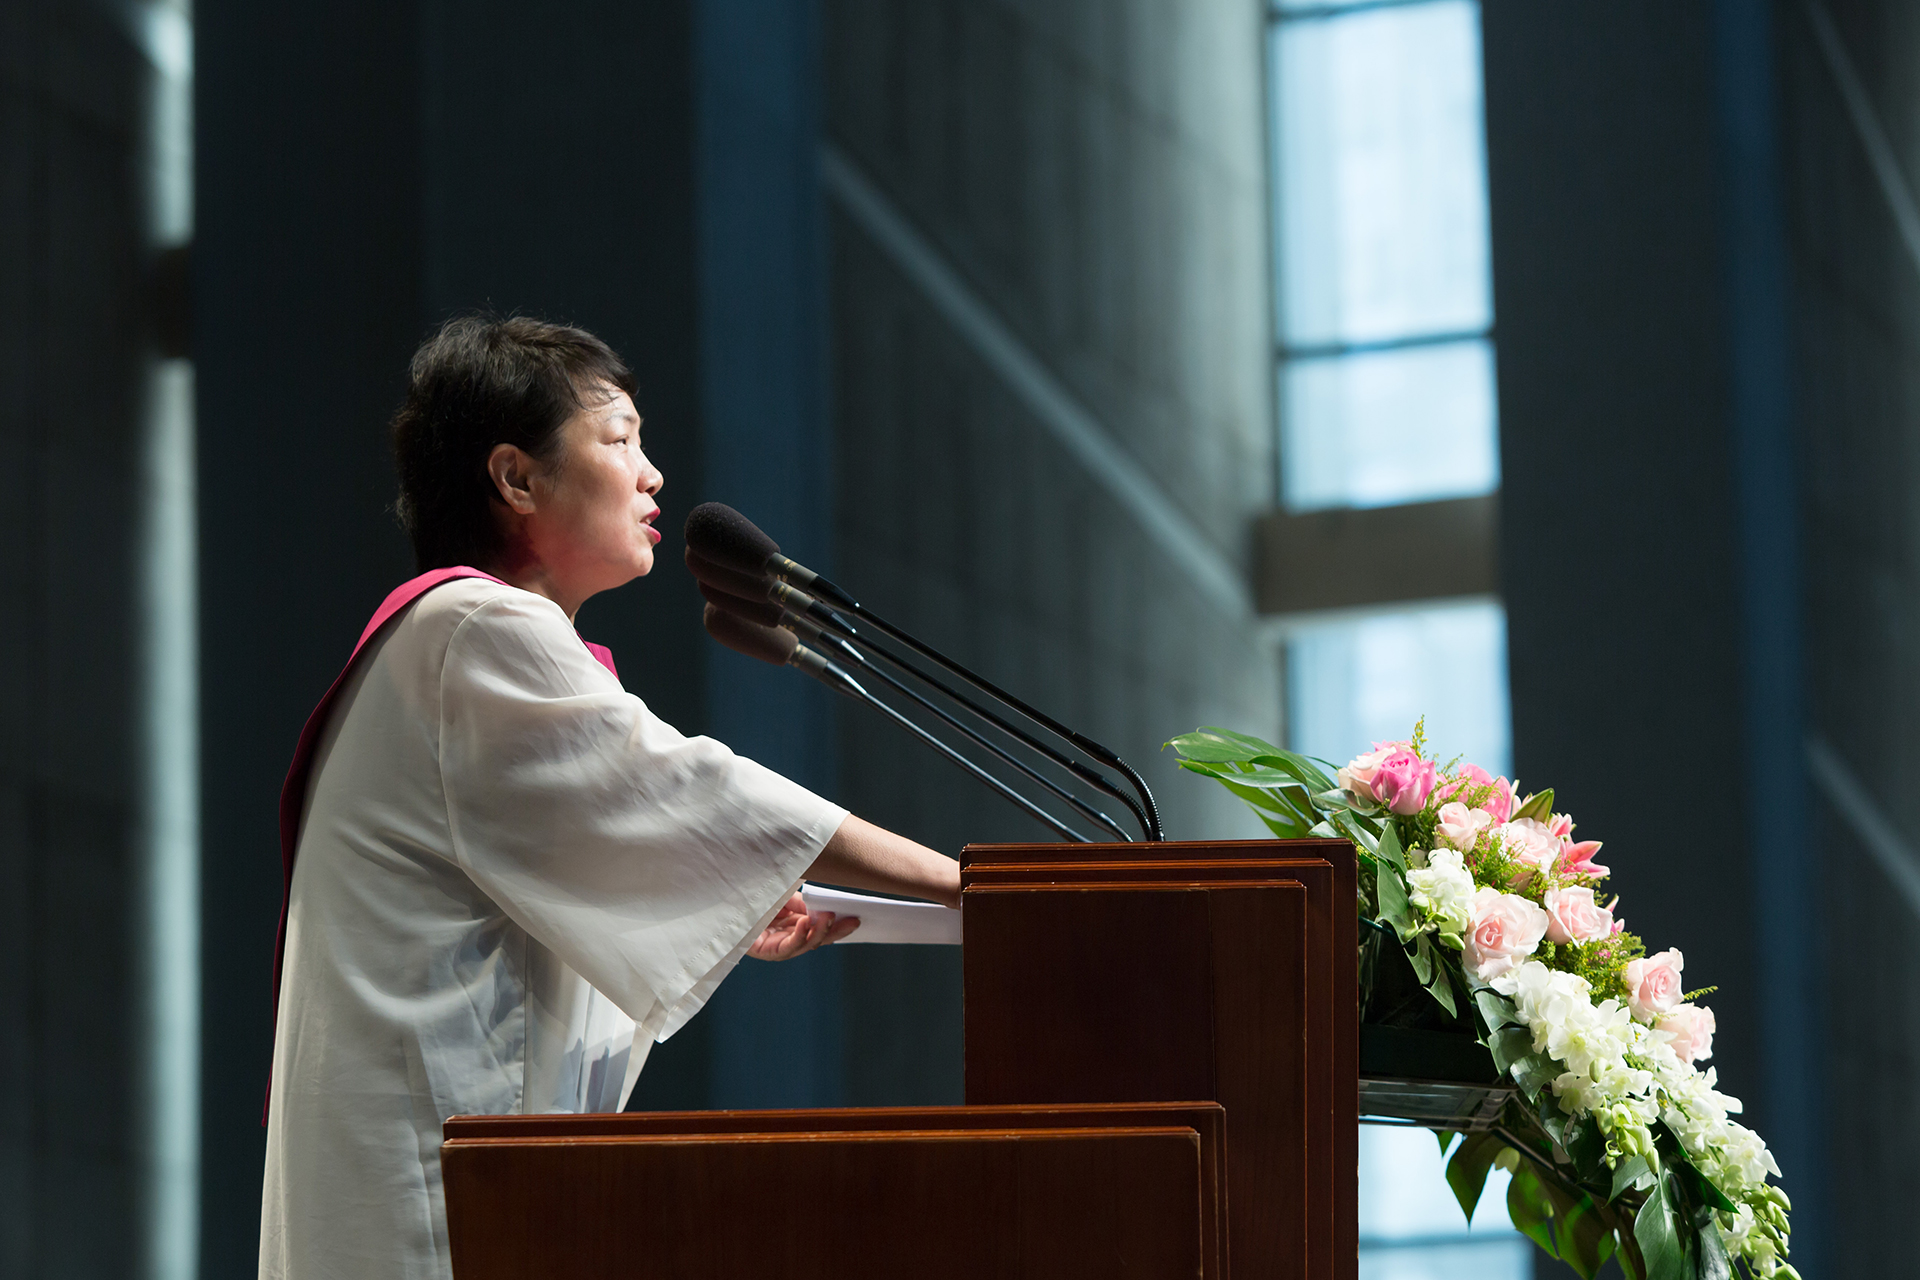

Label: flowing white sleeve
[437,592,847,1041]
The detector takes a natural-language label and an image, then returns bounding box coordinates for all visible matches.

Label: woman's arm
[806,814,961,909]
[747,815,959,961]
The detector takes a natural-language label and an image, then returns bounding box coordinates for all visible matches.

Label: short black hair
[391,314,637,571]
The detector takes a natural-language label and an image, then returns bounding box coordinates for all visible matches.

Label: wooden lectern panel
[961,840,1358,1280]
[444,1125,1208,1279]
[446,1102,1229,1280]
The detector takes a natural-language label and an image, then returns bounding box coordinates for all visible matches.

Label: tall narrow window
[1266,2,1523,1276]
[1270,0,1497,512]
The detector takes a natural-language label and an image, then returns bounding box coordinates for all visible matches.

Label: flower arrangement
[1168,723,1795,1280]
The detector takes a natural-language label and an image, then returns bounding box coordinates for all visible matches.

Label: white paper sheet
[801,884,961,945]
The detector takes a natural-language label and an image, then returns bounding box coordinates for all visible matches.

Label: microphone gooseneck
[698,580,783,628]
[686,502,1164,842]
[686,548,775,602]
[702,599,1090,843]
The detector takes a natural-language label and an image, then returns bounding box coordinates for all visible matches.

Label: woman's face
[497,384,663,612]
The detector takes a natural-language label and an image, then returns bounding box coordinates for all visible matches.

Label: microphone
[698,580,782,628]
[683,503,821,590]
[702,603,797,665]
[685,501,1162,841]
[701,605,1091,843]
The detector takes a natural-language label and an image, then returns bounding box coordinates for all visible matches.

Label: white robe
[259,577,846,1279]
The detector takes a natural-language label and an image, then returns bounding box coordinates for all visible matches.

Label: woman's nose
[639,457,663,496]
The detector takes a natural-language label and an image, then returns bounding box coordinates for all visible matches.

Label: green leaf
[1615,1236,1647,1280]
[1534,1091,1569,1147]
[1434,1129,1460,1159]
[1488,1026,1533,1076]
[1508,1165,1560,1257]
[1609,1155,1654,1203]
[1425,972,1458,1017]
[1474,990,1518,1033]
[1511,1052,1562,1102]
[1253,810,1312,839]
[1563,1114,1609,1184]
[1634,1172,1688,1280]
[1211,765,1320,793]
[1409,935,1436,985]
[1513,787,1556,822]
[1671,1157,1737,1214]
[1168,732,1339,792]
[1376,865,1417,941]
[1553,1190,1611,1280]
[1209,776,1315,826]
[1444,1131,1503,1225]
[1376,821,1408,872]
[1164,727,1286,763]
[1693,1218,1734,1280]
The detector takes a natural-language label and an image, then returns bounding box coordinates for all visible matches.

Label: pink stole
[265,567,618,1119]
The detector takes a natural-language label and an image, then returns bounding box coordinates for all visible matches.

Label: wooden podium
[443,838,1357,1279]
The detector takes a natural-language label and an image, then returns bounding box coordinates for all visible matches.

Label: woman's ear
[487,443,539,514]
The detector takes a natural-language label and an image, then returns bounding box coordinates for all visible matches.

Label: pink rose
[1623,948,1685,1021]
[1435,801,1493,851]
[1462,886,1550,983]
[1439,764,1516,824]
[1497,818,1561,885]
[1657,1004,1716,1063]
[1373,748,1437,815]
[1337,744,1400,803]
[1542,886,1614,944]
[1486,778,1516,825]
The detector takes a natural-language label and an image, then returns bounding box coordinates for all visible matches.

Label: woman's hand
[747,892,861,961]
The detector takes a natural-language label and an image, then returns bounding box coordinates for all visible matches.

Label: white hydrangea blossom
[1404,847,1475,938]
[1491,960,1790,1275]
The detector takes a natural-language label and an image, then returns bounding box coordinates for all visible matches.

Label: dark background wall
[1484,0,1762,1170]
[1,2,174,1274]
[1483,1,1821,1274]
[1779,1,1920,1274]
[819,0,1281,1107]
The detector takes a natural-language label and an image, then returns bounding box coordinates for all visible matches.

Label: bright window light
[1359,1127,1531,1280]
[1268,0,1519,1271]
[1271,0,1492,348]
[1280,338,1499,510]
[1286,600,1512,783]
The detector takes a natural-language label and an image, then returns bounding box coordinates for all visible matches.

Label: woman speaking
[259,316,959,1279]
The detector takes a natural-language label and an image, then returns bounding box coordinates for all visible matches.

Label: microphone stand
[783,613,1136,842]
[772,584,1160,842]
[685,502,1164,841]
[787,646,1094,843]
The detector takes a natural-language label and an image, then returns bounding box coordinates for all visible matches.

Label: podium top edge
[963,838,1350,853]
[443,1126,1206,1149]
